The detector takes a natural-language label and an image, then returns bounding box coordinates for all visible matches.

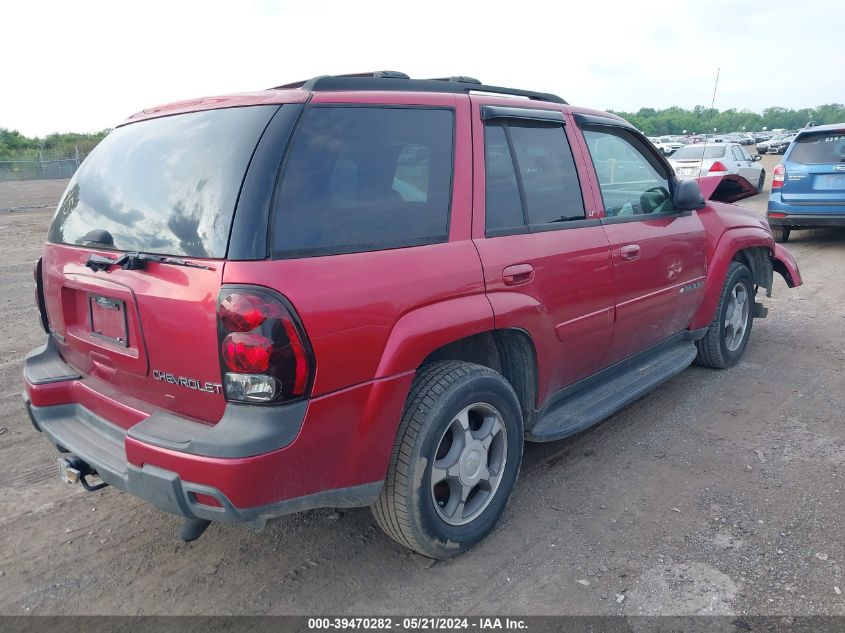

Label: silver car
[669,143,766,192]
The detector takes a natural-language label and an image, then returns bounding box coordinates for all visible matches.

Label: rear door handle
[503,263,535,286]
[620,244,641,261]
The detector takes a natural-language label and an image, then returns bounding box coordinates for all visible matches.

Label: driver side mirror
[752,154,762,161]
[673,179,705,213]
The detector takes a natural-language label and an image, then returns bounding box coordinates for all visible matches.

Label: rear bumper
[768,196,845,227]
[24,338,412,527]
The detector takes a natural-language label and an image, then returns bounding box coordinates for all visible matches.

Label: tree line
[610,104,845,136]
[0,128,110,161]
[2,103,844,160]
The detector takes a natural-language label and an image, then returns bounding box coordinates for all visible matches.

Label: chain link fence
[0,156,83,181]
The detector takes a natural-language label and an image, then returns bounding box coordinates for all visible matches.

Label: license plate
[89,295,128,346]
[678,167,697,175]
[815,174,845,190]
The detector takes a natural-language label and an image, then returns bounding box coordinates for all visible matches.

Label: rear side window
[48,106,279,258]
[789,132,845,164]
[484,121,585,235]
[272,106,454,258]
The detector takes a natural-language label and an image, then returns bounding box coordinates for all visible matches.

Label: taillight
[772,164,785,189]
[217,287,313,404]
[33,258,49,333]
[708,161,728,174]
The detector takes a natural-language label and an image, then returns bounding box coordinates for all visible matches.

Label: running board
[526,340,698,442]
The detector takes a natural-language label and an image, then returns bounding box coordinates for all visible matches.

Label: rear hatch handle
[85,251,213,272]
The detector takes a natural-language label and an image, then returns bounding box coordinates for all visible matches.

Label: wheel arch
[690,227,775,330]
[420,328,539,426]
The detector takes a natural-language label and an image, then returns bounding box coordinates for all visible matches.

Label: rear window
[48,106,278,258]
[671,145,726,160]
[272,106,454,258]
[789,132,845,164]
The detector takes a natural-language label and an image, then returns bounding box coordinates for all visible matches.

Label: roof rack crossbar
[272,72,566,104]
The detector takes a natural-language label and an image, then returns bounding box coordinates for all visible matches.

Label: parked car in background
[767,134,798,155]
[649,136,685,156]
[767,122,845,242]
[669,143,766,191]
[757,134,786,154]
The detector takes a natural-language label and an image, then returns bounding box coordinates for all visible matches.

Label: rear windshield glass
[789,132,845,164]
[671,145,726,160]
[272,106,454,258]
[48,105,277,258]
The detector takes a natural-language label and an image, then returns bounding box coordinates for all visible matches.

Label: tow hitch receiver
[58,457,80,484]
[58,456,109,491]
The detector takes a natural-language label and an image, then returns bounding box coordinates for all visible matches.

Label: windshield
[671,145,726,160]
[789,131,845,164]
[48,105,278,258]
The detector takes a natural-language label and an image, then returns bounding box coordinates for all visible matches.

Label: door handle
[620,244,640,261]
[503,263,534,286]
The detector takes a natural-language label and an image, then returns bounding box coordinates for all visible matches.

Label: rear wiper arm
[118,252,213,270]
[85,252,212,272]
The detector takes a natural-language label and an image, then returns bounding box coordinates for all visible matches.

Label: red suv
[23,72,802,558]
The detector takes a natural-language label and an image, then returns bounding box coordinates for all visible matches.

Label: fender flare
[689,227,775,330]
[375,294,495,378]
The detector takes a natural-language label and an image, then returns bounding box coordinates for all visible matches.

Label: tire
[756,170,766,193]
[371,361,523,559]
[772,226,790,243]
[695,262,755,369]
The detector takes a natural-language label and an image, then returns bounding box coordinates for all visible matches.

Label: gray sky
[3,0,844,137]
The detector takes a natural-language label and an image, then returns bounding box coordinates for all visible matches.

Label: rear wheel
[372,361,523,559]
[772,226,790,243]
[695,262,754,369]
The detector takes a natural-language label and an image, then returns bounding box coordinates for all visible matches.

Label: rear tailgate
[781,129,845,209]
[39,104,282,426]
[41,245,225,425]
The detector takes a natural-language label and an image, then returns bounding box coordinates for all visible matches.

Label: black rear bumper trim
[23,393,381,526]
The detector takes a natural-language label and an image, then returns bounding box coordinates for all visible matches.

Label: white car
[649,136,685,156]
[669,143,766,192]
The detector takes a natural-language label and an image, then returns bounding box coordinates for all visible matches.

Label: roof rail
[272,72,566,104]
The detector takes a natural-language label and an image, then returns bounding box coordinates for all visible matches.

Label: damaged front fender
[771,243,803,288]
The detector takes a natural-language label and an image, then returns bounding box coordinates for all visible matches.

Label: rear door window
[271,106,454,258]
[48,105,279,258]
[483,120,585,235]
[789,132,845,164]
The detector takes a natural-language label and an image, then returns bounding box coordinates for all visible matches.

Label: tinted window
[48,106,278,258]
[789,132,845,164]
[731,146,744,161]
[582,126,674,217]
[272,107,453,257]
[483,121,584,234]
[671,145,727,160]
[484,125,524,231]
[509,125,585,224]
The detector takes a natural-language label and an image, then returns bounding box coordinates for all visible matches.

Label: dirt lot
[0,161,843,616]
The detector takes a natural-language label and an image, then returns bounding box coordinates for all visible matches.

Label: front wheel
[695,262,754,369]
[372,361,523,559]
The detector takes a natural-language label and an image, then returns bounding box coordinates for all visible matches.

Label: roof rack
[273,71,566,104]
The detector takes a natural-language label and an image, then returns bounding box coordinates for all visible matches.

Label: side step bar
[527,339,698,442]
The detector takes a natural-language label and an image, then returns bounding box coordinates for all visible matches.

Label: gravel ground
[0,165,843,616]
